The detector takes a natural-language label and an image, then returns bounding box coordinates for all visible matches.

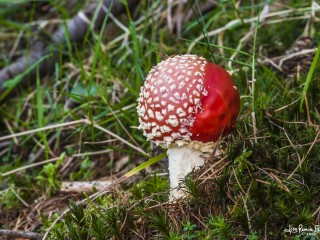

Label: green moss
[1,0,320,239]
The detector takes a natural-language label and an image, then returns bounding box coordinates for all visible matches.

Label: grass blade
[0,54,50,102]
[125,152,167,178]
[300,43,320,111]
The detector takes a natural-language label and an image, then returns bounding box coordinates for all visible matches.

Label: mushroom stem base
[168,147,205,200]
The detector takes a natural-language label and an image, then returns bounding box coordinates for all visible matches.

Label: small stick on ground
[0,0,140,96]
[0,229,43,240]
[61,180,112,193]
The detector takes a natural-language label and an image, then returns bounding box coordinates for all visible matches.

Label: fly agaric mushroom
[137,54,240,199]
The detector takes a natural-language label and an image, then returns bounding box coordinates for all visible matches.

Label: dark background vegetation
[0,0,320,239]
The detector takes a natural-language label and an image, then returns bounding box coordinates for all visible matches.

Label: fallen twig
[0,0,139,96]
[61,180,112,193]
[0,229,43,240]
[0,118,148,155]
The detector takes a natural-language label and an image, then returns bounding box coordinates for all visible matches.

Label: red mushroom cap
[137,54,240,149]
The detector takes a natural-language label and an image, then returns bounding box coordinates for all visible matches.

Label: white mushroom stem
[167,146,205,200]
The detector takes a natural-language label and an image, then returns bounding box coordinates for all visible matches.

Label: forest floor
[0,1,320,239]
